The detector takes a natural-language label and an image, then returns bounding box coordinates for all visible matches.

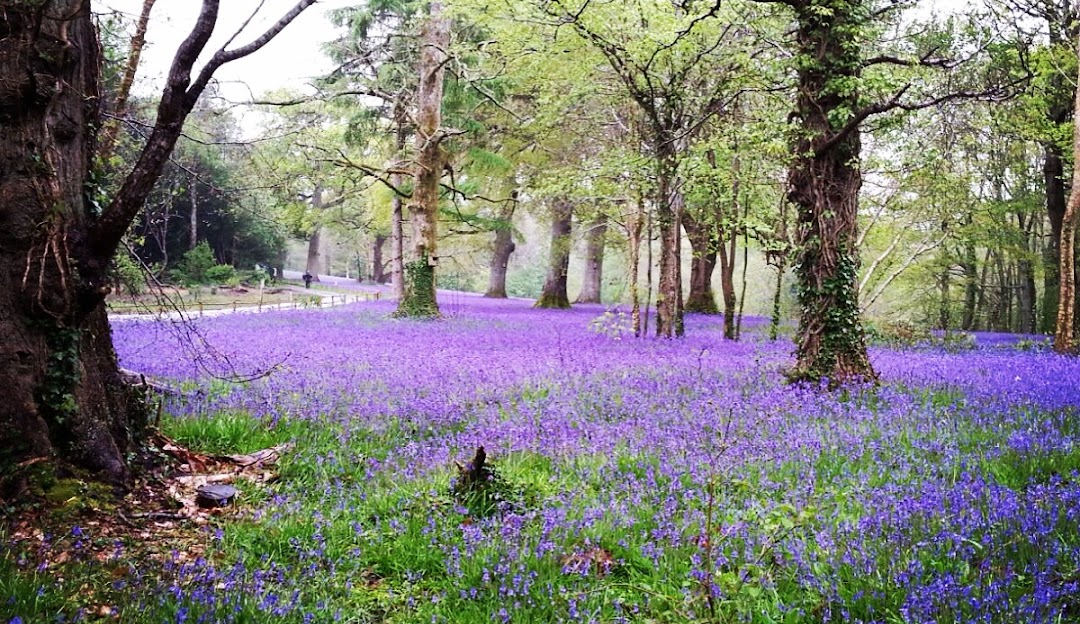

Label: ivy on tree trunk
[783,0,876,384]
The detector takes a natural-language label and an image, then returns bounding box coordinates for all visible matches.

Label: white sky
[92,0,354,102]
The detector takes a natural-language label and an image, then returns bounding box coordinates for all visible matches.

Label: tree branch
[86,0,316,284]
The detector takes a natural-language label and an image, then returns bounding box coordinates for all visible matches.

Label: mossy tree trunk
[0,0,314,485]
[575,213,607,304]
[396,3,449,318]
[784,0,875,384]
[535,200,573,309]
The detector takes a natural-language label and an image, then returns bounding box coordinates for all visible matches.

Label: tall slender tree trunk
[938,265,952,331]
[391,101,407,299]
[629,195,645,337]
[396,3,448,318]
[189,172,199,250]
[770,266,785,341]
[535,200,573,309]
[786,1,874,383]
[961,243,979,330]
[97,0,157,161]
[654,138,684,337]
[1055,49,1080,353]
[719,153,741,340]
[682,212,719,314]
[575,213,607,304]
[484,192,517,298]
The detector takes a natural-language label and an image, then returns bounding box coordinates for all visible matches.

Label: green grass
[6,384,1080,624]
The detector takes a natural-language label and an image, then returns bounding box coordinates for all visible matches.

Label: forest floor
[3,296,1079,623]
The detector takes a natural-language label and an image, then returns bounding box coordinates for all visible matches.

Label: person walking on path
[303,271,313,288]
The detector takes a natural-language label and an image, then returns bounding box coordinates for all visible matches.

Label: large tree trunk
[396,3,448,318]
[682,211,719,314]
[654,138,684,337]
[0,2,143,484]
[535,200,573,309]
[786,2,875,384]
[575,213,607,304]
[484,192,517,298]
[0,1,314,485]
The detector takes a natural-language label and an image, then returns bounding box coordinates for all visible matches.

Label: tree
[396,1,451,317]
[760,0,1006,383]
[534,0,761,337]
[535,200,574,309]
[0,0,314,484]
[990,0,1078,332]
[1055,35,1080,353]
[575,213,607,304]
[484,190,518,298]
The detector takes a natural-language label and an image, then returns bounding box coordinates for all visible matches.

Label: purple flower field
[11,294,1080,623]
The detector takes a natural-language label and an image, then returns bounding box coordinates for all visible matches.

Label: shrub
[177,242,216,284]
[206,264,237,285]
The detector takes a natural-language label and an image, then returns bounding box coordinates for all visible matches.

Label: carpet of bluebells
[5,294,1080,623]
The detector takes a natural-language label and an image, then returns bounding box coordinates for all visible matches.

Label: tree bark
[654,138,684,337]
[0,2,138,483]
[961,242,979,330]
[1043,146,1067,333]
[371,234,387,283]
[535,200,573,309]
[938,266,952,331]
[390,99,407,299]
[719,152,741,340]
[304,188,324,283]
[188,171,199,250]
[786,1,875,384]
[484,194,517,298]
[575,213,607,304]
[1055,45,1080,353]
[629,195,645,337]
[0,0,314,483]
[682,211,719,315]
[396,3,448,318]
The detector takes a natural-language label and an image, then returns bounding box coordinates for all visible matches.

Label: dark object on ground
[302,272,313,288]
[452,446,522,517]
[456,446,490,487]
[195,484,237,508]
